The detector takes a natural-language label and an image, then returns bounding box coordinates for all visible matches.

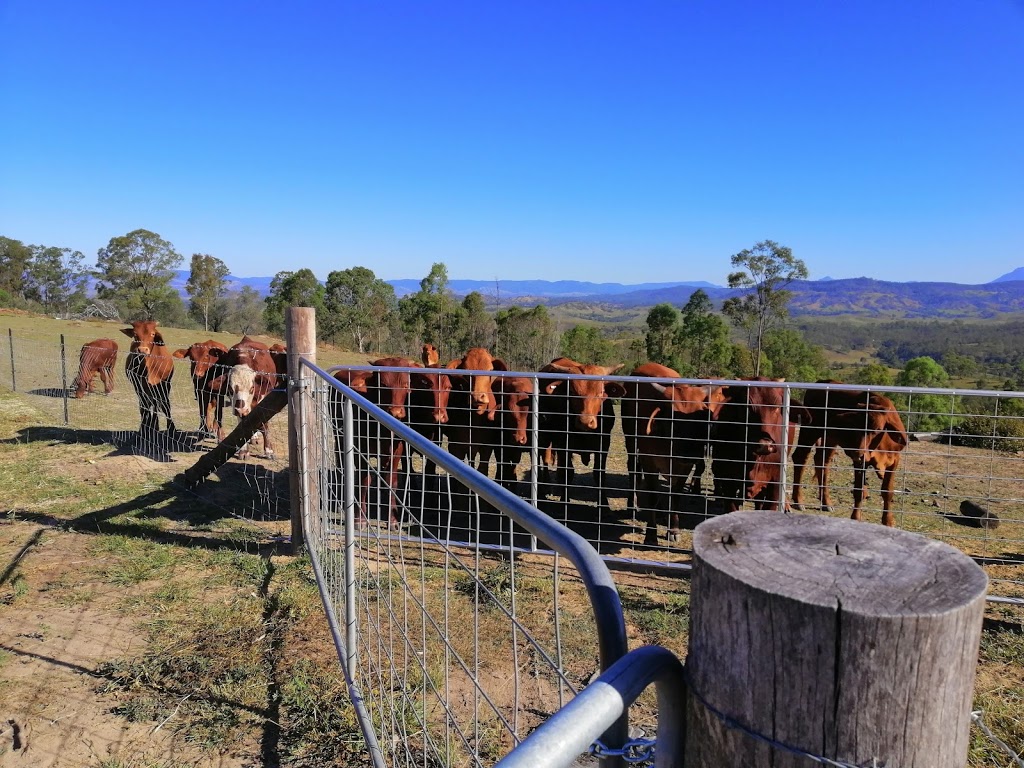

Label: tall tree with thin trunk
[26,245,89,316]
[186,253,230,331]
[721,240,808,376]
[95,229,184,321]
[0,237,33,300]
[324,266,398,353]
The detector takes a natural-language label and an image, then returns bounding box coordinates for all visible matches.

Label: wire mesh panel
[2,330,291,524]
[302,363,633,768]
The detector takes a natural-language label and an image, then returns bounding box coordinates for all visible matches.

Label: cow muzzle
[753,438,776,456]
[576,414,599,431]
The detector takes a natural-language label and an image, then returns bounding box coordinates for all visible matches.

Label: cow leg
[850,461,868,521]
[383,442,405,529]
[790,440,814,510]
[100,366,114,395]
[641,472,663,546]
[261,422,274,458]
[879,462,898,527]
[816,445,839,512]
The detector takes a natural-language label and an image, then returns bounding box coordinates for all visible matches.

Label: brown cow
[538,357,626,513]
[421,343,440,367]
[121,321,176,442]
[332,358,416,528]
[493,375,536,485]
[408,363,452,477]
[72,338,118,398]
[444,348,508,472]
[172,340,229,437]
[220,337,286,458]
[621,363,724,543]
[710,379,810,513]
[791,381,909,526]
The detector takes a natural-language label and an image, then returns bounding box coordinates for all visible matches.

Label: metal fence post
[342,394,357,672]
[8,329,15,391]
[60,334,69,425]
[779,384,791,512]
[530,374,540,552]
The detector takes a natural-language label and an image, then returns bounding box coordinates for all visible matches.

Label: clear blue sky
[2,1,1022,285]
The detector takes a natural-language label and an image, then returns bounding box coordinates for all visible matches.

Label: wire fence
[301,360,664,768]
[3,326,1024,766]
[4,329,1024,602]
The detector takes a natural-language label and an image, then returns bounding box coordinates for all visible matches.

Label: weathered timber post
[8,329,15,391]
[685,511,987,768]
[286,307,317,554]
[60,334,69,425]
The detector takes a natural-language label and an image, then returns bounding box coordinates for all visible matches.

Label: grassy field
[1,310,1022,766]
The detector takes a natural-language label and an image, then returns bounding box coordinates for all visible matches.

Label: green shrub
[952,415,1024,452]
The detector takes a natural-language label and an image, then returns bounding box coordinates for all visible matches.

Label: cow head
[121,321,164,355]
[448,348,506,419]
[369,358,415,421]
[544,360,626,431]
[173,341,228,380]
[497,376,533,446]
[227,364,258,418]
[421,343,440,367]
[411,368,451,425]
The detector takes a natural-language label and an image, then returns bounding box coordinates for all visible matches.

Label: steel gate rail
[299,359,682,768]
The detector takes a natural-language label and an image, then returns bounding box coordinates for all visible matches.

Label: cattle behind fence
[3,319,1024,765]
[3,327,1024,601]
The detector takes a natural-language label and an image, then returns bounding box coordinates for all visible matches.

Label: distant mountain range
[169,269,1024,319]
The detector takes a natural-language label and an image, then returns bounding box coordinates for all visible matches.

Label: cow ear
[172,349,187,359]
[492,358,507,371]
[544,379,564,395]
[208,347,225,360]
[446,359,461,369]
[120,328,134,338]
[606,381,627,399]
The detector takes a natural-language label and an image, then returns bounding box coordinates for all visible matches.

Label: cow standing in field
[172,340,229,438]
[220,337,287,458]
[332,358,415,529]
[492,375,536,486]
[791,381,909,526]
[538,357,626,514]
[72,338,118,398]
[122,321,176,445]
[444,348,508,474]
[710,379,810,513]
[621,363,724,543]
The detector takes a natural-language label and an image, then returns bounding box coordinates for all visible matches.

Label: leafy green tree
[264,269,326,335]
[95,229,185,321]
[226,287,266,335]
[850,362,894,387]
[676,289,732,377]
[0,237,33,301]
[398,262,465,357]
[26,246,88,316]
[895,356,954,431]
[644,303,679,366]
[560,325,615,365]
[324,266,398,353]
[721,240,808,376]
[897,356,950,388]
[186,253,230,331]
[941,351,977,378]
[760,328,828,382]
[495,304,558,370]
[459,291,495,350]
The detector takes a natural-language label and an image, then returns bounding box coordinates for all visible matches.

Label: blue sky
[1,1,1022,285]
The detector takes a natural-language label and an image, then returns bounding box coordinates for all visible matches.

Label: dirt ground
[0,525,253,768]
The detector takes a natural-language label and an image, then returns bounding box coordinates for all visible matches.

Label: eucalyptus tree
[324,266,398,353]
[186,253,230,331]
[721,240,808,376]
[95,229,185,321]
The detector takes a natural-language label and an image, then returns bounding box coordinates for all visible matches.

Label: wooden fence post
[685,511,987,768]
[286,307,317,554]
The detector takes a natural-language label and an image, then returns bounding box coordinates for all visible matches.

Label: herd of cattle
[70,324,909,545]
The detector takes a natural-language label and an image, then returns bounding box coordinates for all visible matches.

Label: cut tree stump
[685,511,987,768]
